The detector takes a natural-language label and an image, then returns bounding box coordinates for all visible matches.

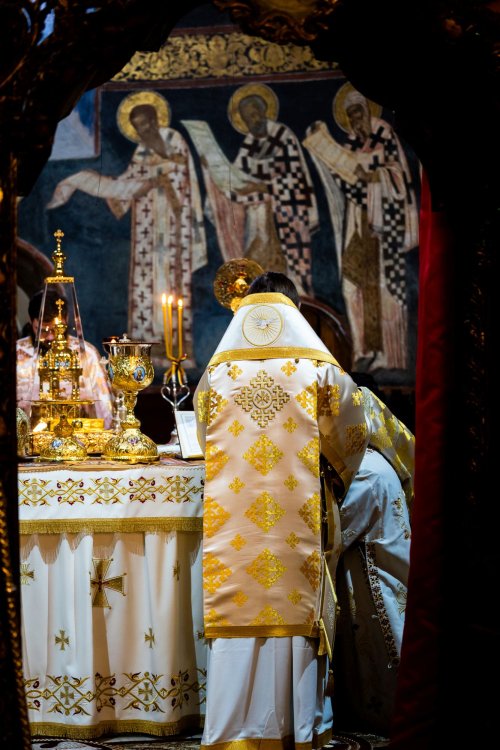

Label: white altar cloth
[19,457,206,739]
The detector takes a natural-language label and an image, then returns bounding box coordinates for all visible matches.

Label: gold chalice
[102,334,159,463]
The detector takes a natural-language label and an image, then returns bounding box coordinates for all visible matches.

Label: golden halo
[117,91,171,142]
[228,83,279,135]
[333,82,382,133]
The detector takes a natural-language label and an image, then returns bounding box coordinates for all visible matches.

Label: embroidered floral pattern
[299,492,321,535]
[204,496,231,538]
[251,606,285,626]
[295,382,317,418]
[203,553,232,594]
[245,491,285,532]
[243,435,283,476]
[246,549,286,589]
[300,549,321,591]
[297,437,320,477]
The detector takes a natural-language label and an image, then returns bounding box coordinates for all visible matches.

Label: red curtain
[389,171,453,748]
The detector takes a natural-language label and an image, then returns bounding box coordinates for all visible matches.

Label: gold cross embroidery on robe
[234,369,290,428]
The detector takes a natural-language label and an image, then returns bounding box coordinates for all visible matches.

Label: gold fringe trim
[205,624,319,638]
[29,714,204,739]
[20,517,202,535]
[201,727,332,750]
[44,276,74,283]
[238,293,297,309]
[209,348,340,368]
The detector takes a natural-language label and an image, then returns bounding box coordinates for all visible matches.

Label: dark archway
[1,2,499,747]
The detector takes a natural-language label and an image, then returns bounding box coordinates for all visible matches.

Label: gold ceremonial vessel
[213,258,264,312]
[102,334,159,463]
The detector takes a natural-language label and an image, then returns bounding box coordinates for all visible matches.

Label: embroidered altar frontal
[19,457,206,739]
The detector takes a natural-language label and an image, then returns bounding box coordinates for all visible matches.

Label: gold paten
[213,258,264,312]
[32,427,114,456]
[103,335,159,463]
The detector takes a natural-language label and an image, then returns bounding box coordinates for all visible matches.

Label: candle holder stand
[161,358,190,452]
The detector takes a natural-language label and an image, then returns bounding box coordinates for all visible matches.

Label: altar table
[19,456,206,739]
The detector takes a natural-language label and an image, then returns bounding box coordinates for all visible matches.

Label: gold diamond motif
[196,390,209,423]
[288,589,302,605]
[231,533,247,550]
[286,532,300,549]
[295,382,317,418]
[234,369,290,428]
[229,476,245,494]
[251,606,285,626]
[284,474,298,491]
[228,419,244,437]
[208,389,228,425]
[300,549,321,591]
[281,361,297,376]
[232,591,248,607]
[299,493,322,535]
[204,496,231,538]
[245,491,285,532]
[227,364,243,380]
[297,437,320,477]
[318,384,341,416]
[203,553,232,594]
[345,422,368,456]
[205,443,229,480]
[243,435,283,476]
[246,549,286,589]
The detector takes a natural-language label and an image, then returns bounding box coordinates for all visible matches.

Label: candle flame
[161,293,167,305]
[178,298,183,308]
[168,295,173,305]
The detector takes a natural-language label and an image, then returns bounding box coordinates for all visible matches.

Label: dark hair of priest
[247,271,300,309]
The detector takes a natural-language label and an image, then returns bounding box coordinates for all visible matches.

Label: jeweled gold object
[38,413,87,462]
[214,258,264,312]
[103,334,159,462]
[37,299,82,401]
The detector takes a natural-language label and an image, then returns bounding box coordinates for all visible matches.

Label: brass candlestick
[102,334,159,463]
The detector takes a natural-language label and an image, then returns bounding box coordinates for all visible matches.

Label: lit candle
[161,293,170,359]
[177,297,184,359]
[167,294,174,359]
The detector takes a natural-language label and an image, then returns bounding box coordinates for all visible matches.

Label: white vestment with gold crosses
[194,293,371,750]
[195,293,369,640]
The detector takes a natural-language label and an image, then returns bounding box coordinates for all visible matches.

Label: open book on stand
[175,411,204,459]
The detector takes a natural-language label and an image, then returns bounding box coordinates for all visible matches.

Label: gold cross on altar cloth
[90,558,126,608]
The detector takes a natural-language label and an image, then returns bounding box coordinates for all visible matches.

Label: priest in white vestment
[195,272,370,750]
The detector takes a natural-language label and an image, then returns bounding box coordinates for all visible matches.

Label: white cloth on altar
[201,636,331,750]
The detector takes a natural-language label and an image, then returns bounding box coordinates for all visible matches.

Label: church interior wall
[17,2,420,400]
